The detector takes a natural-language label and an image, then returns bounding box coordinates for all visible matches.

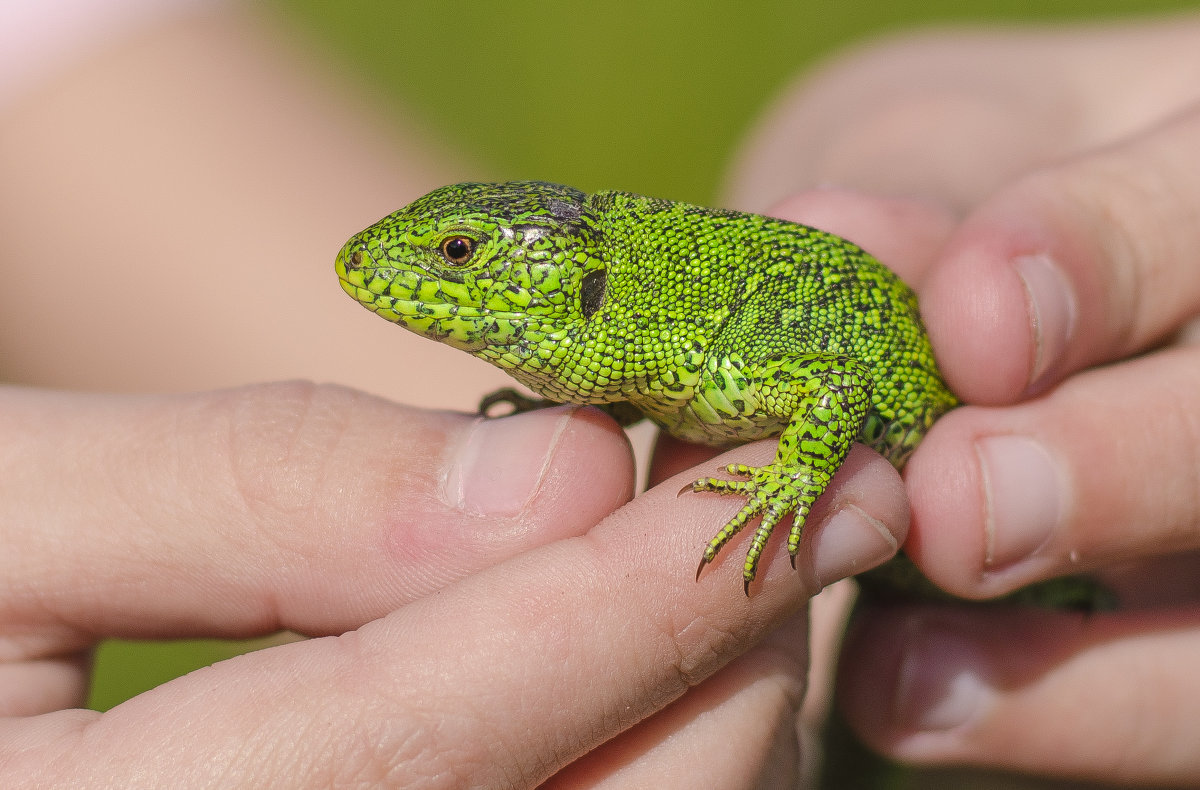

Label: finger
[544,611,813,789]
[647,432,720,487]
[725,19,1200,213]
[6,440,909,787]
[1103,550,1200,610]
[924,104,1200,404]
[0,383,634,717]
[905,343,1200,599]
[0,383,634,641]
[839,605,1200,787]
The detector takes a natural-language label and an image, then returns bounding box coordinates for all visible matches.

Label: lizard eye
[440,236,475,265]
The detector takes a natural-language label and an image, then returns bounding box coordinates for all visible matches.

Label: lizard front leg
[692,355,874,593]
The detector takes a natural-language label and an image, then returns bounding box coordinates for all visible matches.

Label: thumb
[0,382,634,644]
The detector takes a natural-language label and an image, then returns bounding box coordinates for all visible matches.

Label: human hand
[0,382,906,788]
[727,14,1200,786]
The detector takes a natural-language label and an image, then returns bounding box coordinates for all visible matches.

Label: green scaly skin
[335,180,962,593]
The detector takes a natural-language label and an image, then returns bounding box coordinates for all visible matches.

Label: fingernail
[894,616,994,733]
[1014,254,1077,391]
[443,406,577,516]
[976,435,1062,568]
[810,505,899,589]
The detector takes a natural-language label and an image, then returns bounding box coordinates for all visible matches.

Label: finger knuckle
[319,633,494,789]
[1048,132,1200,351]
[222,381,357,522]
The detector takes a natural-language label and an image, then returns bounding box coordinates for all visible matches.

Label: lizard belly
[635,359,788,447]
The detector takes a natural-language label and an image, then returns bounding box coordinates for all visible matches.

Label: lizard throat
[366,294,563,358]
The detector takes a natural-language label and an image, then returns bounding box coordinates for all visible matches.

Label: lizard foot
[691,462,829,593]
[478,387,555,417]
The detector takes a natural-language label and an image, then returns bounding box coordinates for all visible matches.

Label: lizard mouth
[335,239,542,355]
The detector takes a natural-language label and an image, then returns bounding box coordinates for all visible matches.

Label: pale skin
[5,7,1200,789]
[726,13,1200,787]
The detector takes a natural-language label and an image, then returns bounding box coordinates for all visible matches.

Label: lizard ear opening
[580,269,607,318]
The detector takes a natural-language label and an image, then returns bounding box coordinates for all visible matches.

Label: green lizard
[334,181,1104,605]
[335,179,958,591]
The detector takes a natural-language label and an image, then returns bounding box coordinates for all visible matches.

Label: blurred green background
[90,0,1197,710]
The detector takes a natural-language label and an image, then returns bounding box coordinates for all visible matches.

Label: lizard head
[335,181,607,355]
